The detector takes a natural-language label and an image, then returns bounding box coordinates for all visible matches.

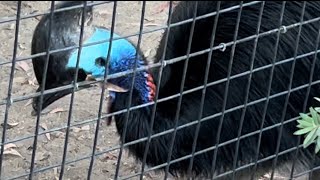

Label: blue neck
[108,60,153,104]
[66,27,152,104]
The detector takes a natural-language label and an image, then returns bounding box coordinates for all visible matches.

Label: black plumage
[109,1,320,179]
[30,1,320,179]
[31,1,93,115]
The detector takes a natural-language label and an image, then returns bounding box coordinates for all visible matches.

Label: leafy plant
[294,97,320,153]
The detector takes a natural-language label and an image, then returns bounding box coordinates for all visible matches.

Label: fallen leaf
[22,2,32,8]
[30,10,39,15]
[40,123,51,141]
[97,9,111,16]
[16,61,30,72]
[24,99,32,107]
[35,152,50,162]
[28,79,37,86]
[5,24,15,30]
[4,143,17,150]
[261,173,287,180]
[35,16,42,21]
[102,169,109,173]
[144,49,153,57]
[8,122,18,128]
[18,43,27,50]
[153,1,179,15]
[71,127,81,133]
[154,2,168,14]
[45,133,51,141]
[144,18,154,23]
[101,153,117,162]
[81,125,90,131]
[40,123,48,130]
[144,172,156,179]
[21,79,32,85]
[13,77,27,84]
[1,122,19,129]
[53,167,58,176]
[76,135,85,141]
[145,23,161,27]
[37,126,48,143]
[3,149,23,158]
[51,131,64,138]
[49,108,65,114]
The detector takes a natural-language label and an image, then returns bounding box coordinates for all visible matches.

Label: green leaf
[294,126,315,135]
[304,137,316,149]
[303,128,318,148]
[297,119,313,128]
[297,124,305,129]
[317,137,320,148]
[316,138,320,154]
[315,107,320,114]
[314,97,320,103]
[300,113,314,123]
[310,107,319,126]
[317,128,320,137]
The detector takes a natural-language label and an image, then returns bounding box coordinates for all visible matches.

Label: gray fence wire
[0,1,320,180]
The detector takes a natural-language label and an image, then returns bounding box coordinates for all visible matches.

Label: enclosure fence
[0,1,320,180]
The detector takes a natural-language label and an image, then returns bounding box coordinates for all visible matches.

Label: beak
[85,74,96,81]
[85,75,128,93]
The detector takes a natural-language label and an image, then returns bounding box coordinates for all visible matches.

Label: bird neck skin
[109,60,156,105]
[65,27,156,104]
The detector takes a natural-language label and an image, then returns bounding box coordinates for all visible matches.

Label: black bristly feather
[31,1,92,115]
[110,1,320,179]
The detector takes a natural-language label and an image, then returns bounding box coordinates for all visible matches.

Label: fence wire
[0,1,320,180]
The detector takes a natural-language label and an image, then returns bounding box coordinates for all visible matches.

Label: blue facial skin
[66,27,151,103]
[66,27,137,77]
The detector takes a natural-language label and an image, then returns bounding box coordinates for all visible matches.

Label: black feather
[110,1,320,179]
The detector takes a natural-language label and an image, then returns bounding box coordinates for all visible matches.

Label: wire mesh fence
[0,1,320,180]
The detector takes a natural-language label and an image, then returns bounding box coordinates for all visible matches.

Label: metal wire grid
[0,1,319,179]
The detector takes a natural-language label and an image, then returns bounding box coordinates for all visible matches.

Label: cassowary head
[66,28,156,104]
[31,1,156,115]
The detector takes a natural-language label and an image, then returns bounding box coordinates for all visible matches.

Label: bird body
[94,1,320,179]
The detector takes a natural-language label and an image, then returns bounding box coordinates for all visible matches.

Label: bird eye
[95,57,106,67]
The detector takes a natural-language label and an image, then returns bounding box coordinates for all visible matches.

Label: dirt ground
[0,1,171,180]
[0,1,307,180]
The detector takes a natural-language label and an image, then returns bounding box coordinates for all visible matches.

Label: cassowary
[31,1,128,115]
[33,1,320,179]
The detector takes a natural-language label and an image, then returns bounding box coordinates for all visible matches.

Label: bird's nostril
[95,57,106,67]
